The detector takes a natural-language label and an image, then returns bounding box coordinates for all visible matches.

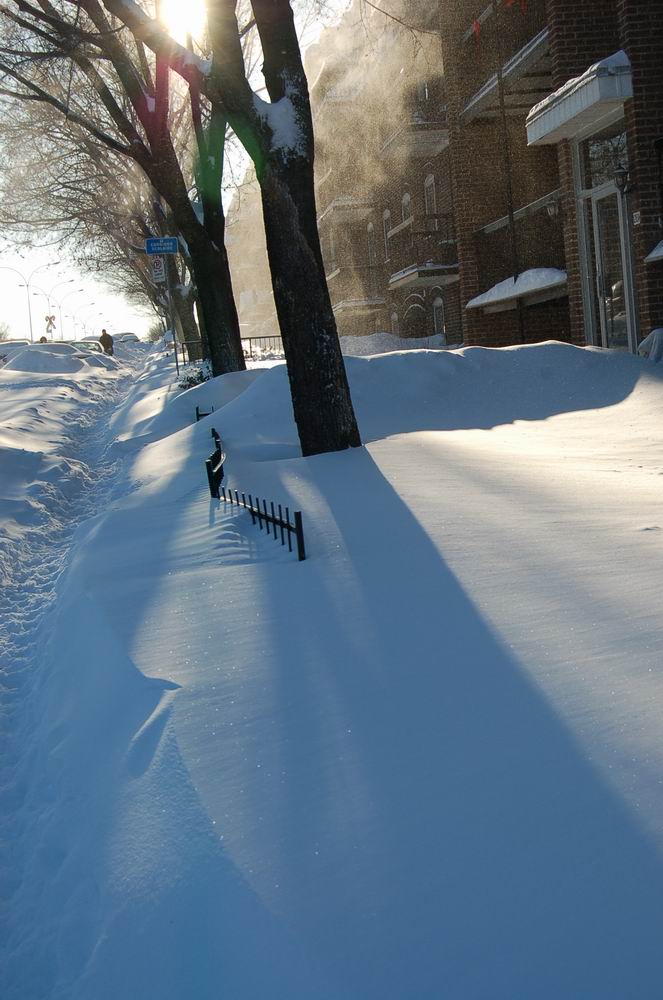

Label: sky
[0,248,154,343]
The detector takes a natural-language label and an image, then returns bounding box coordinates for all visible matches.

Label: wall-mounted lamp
[546,200,560,219]
[614,163,630,194]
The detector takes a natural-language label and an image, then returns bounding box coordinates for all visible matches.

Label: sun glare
[159,0,207,44]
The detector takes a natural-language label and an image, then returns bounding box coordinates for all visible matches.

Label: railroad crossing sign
[145,236,178,255]
[45,314,56,334]
[151,255,166,284]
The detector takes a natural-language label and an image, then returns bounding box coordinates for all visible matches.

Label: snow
[528,49,631,121]
[638,328,663,363]
[4,347,89,374]
[466,267,567,309]
[645,240,663,264]
[340,330,449,354]
[389,260,456,284]
[4,340,663,997]
[253,84,304,157]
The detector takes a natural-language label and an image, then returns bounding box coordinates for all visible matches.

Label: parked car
[71,340,103,353]
[118,332,140,342]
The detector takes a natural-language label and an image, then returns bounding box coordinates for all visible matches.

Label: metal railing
[203,426,306,561]
[242,335,284,360]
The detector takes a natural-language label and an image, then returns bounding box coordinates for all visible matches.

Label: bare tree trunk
[154,158,245,375]
[171,280,201,359]
[251,0,360,454]
[259,159,360,455]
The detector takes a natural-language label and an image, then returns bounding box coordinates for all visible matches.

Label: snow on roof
[467,269,568,310]
[389,261,456,284]
[528,50,631,122]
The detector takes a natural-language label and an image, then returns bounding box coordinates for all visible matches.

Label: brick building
[307,0,463,344]
[440,0,663,351]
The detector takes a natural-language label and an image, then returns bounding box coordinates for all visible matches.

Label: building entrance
[576,120,638,352]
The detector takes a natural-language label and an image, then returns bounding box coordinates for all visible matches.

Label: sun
[159,0,207,44]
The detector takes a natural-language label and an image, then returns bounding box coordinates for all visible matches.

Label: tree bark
[258,158,360,455]
[251,0,360,454]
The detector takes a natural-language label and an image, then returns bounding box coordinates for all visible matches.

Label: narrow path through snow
[0,349,149,960]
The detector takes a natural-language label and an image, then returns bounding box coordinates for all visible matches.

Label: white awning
[527,50,632,146]
[645,241,663,265]
[466,269,567,313]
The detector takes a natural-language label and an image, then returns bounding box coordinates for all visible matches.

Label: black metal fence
[179,339,204,364]
[218,487,306,561]
[242,335,284,360]
[205,428,226,499]
[203,426,305,561]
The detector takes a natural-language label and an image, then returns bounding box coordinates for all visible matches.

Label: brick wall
[617,0,663,338]
[546,0,619,86]
[440,0,572,347]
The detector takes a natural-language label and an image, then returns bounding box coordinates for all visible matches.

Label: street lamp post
[57,286,85,339]
[0,261,60,342]
[29,279,79,339]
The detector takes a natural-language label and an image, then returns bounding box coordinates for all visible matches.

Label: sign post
[151,255,166,284]
[145,236,180,374]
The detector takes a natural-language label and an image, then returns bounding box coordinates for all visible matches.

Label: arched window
[383,210,392,260]
[391,311,400,336]
[433,296,446,343]
[401,191,412,223]
[424,174,437,231]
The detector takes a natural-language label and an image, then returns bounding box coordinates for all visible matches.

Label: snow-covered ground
[3,340,663,998]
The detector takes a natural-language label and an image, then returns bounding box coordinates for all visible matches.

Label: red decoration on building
[472,17,481,49]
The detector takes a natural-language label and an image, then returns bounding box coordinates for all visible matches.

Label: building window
[391,311,400,335]
[424,174,437,231]
[402,191,412,223]
[433,297,446,343]
[383,210,391,259]
[580,124,629,190]
[417,80,430,104]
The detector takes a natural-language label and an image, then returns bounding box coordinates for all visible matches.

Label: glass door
[592,190,631,350]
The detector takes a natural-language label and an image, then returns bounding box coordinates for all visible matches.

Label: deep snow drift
[4,341,663,999]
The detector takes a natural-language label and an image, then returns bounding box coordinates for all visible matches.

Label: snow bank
[340,330,449,355]
[4,347,88,374]
[638,327,663,363]
[6,342,663,999]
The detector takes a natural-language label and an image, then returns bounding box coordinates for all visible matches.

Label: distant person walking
[99,329,114,356]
